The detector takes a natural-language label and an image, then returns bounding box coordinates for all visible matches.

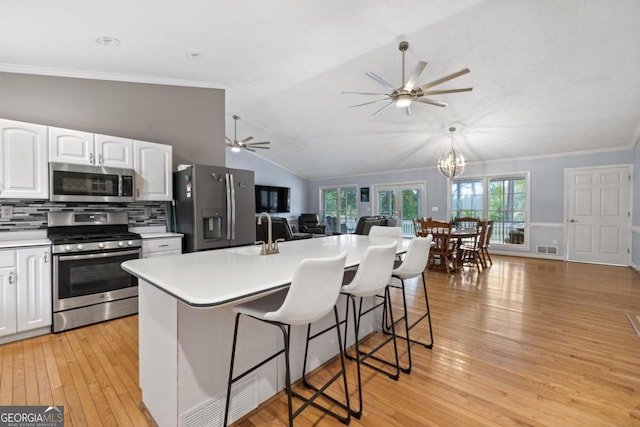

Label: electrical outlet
[144,207,152,217]
[552,239,558,245]
[1,206,13,219]
[431,207,439,212]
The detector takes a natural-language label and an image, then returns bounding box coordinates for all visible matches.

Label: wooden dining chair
[481,220,494,266]
[460,220,487,271]
[417,219,454,274]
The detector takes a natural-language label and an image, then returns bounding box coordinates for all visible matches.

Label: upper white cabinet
[0,119,49,199]
[49,127,134,168]
[134,140,173,201]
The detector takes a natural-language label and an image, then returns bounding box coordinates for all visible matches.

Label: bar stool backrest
[264,251,348,325]
[341,241,398,298]
[369,225,403,239]
[392,236,433,279]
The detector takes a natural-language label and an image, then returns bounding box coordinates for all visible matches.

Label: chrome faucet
[256,212,281,255]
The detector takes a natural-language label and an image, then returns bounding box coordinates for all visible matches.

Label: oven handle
[57,249,141,261]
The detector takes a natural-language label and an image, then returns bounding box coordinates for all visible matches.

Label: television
[255,185,290,213]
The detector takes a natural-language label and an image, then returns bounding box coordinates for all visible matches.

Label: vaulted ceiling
[2,0,639,179]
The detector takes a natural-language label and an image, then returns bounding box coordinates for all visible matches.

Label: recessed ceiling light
[95,36,121,47]
[186,52,205,60]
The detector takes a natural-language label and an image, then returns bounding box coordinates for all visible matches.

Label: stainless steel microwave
[49,162,135,203]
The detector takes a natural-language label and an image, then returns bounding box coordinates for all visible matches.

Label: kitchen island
[122,233,409,427]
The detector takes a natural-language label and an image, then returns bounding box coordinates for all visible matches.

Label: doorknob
[569,219,579,223]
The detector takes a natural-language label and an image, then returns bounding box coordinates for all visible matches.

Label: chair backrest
[256,217,293,242]
[299,213,320,227]
[484,220,494,248]
[393,235,433,279]
[354,216,384,235]
[265,251,348,325]
[454,217,480,230]
[341,241,397,297]
[369,225,403,239]
[475,220,488,249]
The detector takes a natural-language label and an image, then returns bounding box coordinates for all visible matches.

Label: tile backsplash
[0,200,168,232]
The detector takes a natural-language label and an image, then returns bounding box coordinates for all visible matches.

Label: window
[451,174,529,245]
[320,186,358,234]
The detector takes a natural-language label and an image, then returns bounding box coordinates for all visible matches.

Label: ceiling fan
[225,115,271,152]
[343,41,472,116]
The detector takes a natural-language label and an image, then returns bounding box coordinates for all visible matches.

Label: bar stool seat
[224,251,350,427]
[340,240,399,418]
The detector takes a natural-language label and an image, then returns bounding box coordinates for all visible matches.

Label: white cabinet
[0,246,51,339]
[0,119,49,199]
[142,235,182,258]
[134,140,173,201]
[49,127,134,168]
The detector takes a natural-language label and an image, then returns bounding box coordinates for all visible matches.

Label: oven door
[53,248,140,311]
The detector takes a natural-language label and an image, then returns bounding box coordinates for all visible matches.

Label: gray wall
[309,148,636,262]
[0,72,225,168]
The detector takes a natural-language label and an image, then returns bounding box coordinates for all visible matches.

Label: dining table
[418,226,478,272]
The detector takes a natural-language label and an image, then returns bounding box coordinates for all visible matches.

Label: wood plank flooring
[1,256,640,426]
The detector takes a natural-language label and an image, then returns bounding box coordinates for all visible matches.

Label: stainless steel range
[47,211,141,333]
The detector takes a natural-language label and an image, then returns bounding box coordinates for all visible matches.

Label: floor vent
[536,245,558,255]
[180,375,257,427]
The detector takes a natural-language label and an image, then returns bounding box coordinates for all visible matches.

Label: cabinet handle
[44,252,49,263]
[98,154,103,164]
[158,244,169,248]
[136,188,140,198]
[89,153,94,164]
[8,272,14,284]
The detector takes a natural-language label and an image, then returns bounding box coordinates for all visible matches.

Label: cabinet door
[0,119,49,199]
[95,135,133,168]
[0,266,17,337]
[134,140,173,201]
[16,247,52,332]
[49,127,95,165]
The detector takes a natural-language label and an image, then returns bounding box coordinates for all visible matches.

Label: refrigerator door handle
[227,173,236,240]
[225,173,232,240]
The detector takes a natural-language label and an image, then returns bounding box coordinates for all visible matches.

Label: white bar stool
[223,252,349,426]
[340,240,399,418]
[383,236,433,373]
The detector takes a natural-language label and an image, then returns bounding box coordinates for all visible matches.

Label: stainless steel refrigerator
[174,164,256,252]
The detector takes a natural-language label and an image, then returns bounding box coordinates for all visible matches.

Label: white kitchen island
[122,234,409,427]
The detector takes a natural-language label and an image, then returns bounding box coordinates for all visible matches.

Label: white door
[134,140,173,201]
[0,266,17,337]
[95,134,134,168]
[566,166,631,265]
[49,127,95,165]
[16,247,51,332]
[373,182,426,237]
[0,119,49,199]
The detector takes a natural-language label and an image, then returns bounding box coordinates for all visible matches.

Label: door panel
[374,182,426,237]
[566,166,630,265]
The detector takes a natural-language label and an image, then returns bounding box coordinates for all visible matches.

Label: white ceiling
[2,0,640,179]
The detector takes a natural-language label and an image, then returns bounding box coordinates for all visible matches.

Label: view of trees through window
[451,175,528,244]
[321,186,358,234]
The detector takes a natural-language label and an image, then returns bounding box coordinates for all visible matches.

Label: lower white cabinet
[0,246,52,339]
[142,235,183,258]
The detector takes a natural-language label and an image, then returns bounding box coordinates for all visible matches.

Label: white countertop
[0,230,50,249]
[122,234,409,307]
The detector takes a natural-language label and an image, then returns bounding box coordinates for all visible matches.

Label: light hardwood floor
[1,256,640,426]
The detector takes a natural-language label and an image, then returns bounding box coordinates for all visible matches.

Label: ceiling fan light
[437,149,467,179]
[395,94,412,107]
[230,145,241,153]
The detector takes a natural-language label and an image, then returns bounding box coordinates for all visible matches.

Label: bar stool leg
[224,313,241,427]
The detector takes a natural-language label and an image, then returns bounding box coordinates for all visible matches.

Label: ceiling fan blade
[246,141,270,146]
[404,61,427,91]
[366,72,396,92]
[405,105,412,116]
[415,98,448,107]
[240,136,254,143]
[419,68,471,91]
[341,91,390,96]
[225,141,234,147]
[244,147,256,152]
[225,136,232,143]
[372,101,394,116]
[247,146,269,150]
[422,87,473,96]
[348,98,393,108]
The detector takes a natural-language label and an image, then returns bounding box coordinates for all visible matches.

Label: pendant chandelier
[437,127,467,179]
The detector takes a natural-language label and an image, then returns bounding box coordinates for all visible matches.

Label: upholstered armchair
[298,213,326,234]
[256,217,312,242]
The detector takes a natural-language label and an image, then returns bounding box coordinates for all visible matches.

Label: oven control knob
[98,242,105,249]
[127,240,134,246]
[118,241,125,247]
[76,244,84,251]
[64,245,72,252]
